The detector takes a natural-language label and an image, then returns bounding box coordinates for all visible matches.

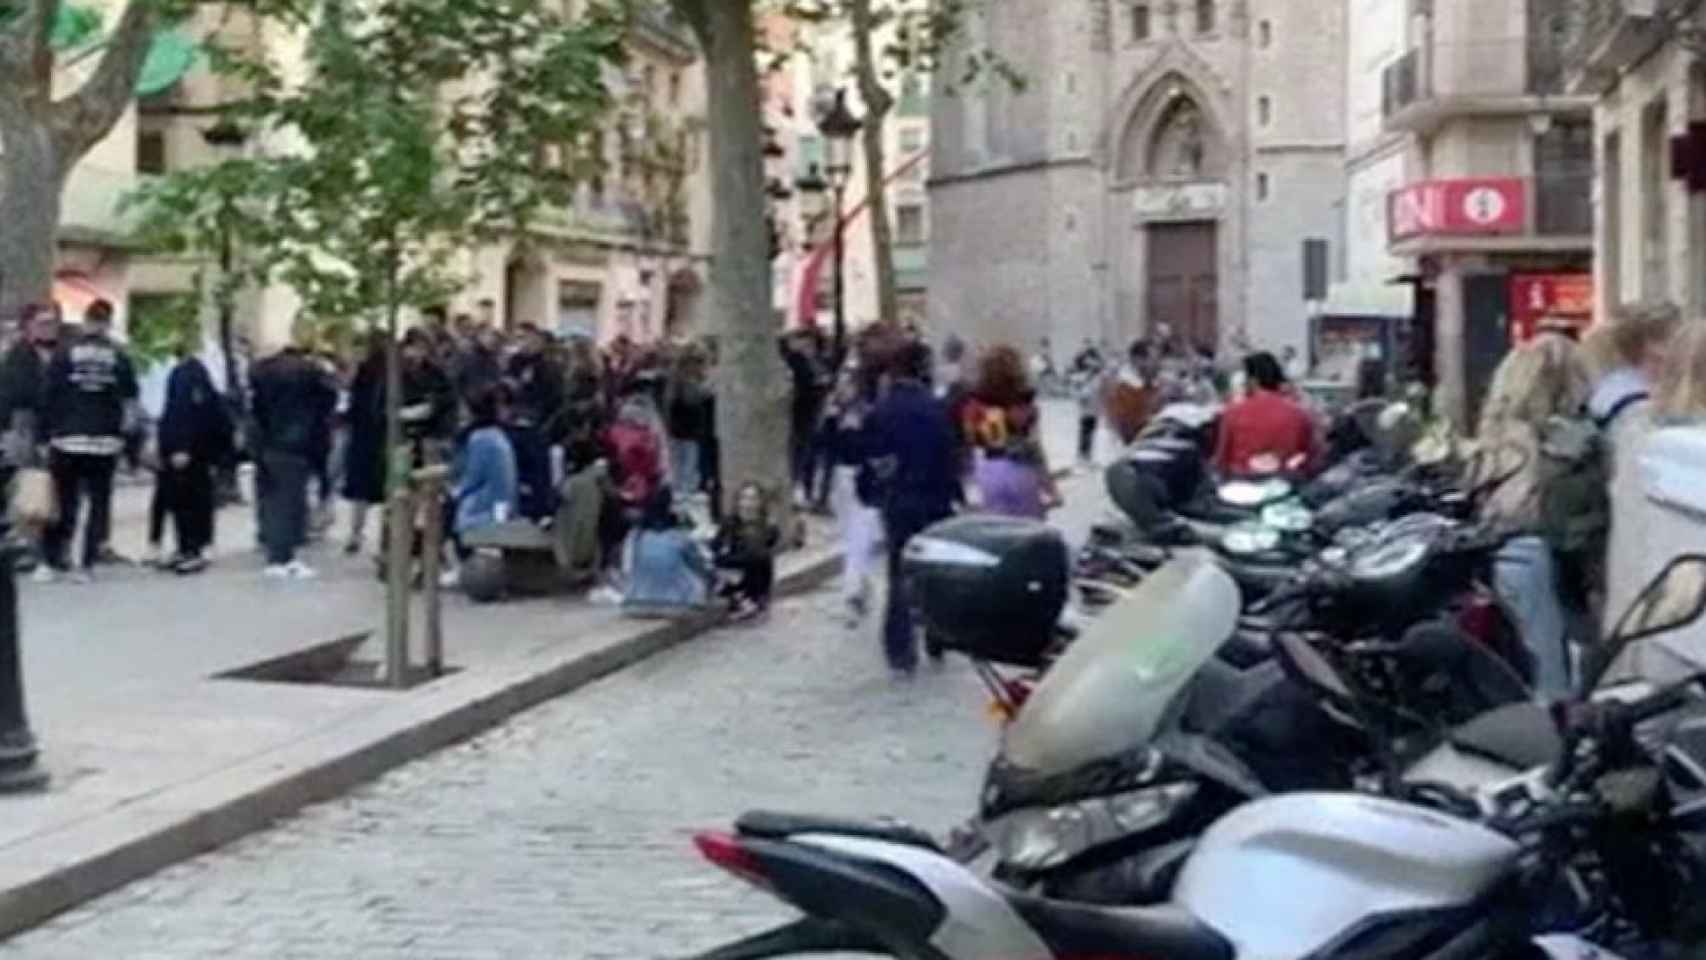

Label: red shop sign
[1388,178,1527,241]
[1509,273,1594,343]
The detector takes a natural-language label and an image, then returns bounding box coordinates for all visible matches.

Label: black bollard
[0,542,47,793]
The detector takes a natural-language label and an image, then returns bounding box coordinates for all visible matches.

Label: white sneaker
[67,568,92,585]
[30,566,56,585]
[263,564,292,579]
[589,585,623,606]
[286,560,318,580]
[438,568,460,589]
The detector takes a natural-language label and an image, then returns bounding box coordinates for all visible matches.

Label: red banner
[1388,178,1527,241]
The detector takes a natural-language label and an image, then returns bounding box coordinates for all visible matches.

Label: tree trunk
[847,0,898,330]
[0,0,159,334]
[684,0,793,520]
[0,114,65,333]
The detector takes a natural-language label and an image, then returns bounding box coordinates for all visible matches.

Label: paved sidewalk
[0,400,1103,937]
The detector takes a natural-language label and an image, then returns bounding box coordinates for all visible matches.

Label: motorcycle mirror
[1588,555,1706,694]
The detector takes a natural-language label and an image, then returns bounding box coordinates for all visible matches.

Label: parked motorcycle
[680,557,1706,960]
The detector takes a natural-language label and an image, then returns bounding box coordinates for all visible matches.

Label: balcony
[1563,0,1671,94]
[1381,39,1592,135]
[1386,175,1593,255]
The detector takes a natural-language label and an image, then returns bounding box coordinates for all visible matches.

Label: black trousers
[45,451,116,571]
[258,450,310,565]
[1078,415,1097,461]
[154,460,215,556]
[717,555,774,606]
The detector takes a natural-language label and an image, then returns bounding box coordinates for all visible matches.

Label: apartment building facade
[1563,0,1706,320]
[1379,0,1595,427]
[761,10,933,334]
[125,2,711,351]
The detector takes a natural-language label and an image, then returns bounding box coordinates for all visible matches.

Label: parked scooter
[680,557,1706,960]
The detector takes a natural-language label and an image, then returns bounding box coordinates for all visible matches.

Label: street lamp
[762,127,788,260]
[201,120,247,398]
[201,119,249,507]
[0,524,46,792]
[813,88,861,363]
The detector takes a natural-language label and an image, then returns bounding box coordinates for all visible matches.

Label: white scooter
[681,556,1706,960]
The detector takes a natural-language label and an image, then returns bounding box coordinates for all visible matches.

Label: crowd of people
[7,286,1700,684]
[0,300,787,618]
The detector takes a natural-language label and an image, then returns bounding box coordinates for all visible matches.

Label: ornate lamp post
[0,530,46,792]
[200,120,248,404]
[201,119,249,506]
[813,88,862,364]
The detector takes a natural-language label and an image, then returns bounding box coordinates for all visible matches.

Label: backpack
[1535,391,1646,567]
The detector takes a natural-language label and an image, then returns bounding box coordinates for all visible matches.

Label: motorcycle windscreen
[1002,558,1240,779]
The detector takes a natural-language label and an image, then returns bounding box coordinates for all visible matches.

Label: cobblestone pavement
[1,467,1112,960]
[3,589,997,960]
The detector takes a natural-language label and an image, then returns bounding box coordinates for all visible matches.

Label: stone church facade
[928,0,1346,359]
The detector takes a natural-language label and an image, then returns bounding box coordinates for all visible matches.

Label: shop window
[1196,0,1216,35]
[1257,96,1272,127]
[1258,19,1272,48]
[1256,172,1270,201]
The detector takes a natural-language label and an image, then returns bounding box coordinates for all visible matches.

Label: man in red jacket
[1215,352,1318,477]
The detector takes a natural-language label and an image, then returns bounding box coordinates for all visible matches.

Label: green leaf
[49,2,104,51]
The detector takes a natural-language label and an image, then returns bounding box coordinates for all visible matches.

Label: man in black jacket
[0,304,61,574]
[0,304,61,465]
[154,342,234,572]
[251,343,335,578]
[41,300,137,580]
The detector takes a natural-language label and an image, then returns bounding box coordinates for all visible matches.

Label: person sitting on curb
[445,384,519,589]
[713,482,780,622]
[622,486,711,618]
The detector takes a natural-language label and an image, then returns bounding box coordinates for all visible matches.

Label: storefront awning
[52,272,112,319]
[1321,278,1414,318]
[137,29,198,96]
[45,5,198,97]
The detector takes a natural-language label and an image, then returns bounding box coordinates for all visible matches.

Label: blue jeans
[1494,536,1571,700]
[669,439,701,497]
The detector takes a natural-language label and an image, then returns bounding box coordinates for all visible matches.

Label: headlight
[1223,523,1281,556]
[1218,481,1268,506]
[987,782,1200,871]
[1261,502,1314,533]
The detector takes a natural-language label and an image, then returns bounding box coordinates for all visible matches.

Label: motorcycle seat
[734,811,941,851]
[1008,896,1233,960]
[1218,628,1272,668]
[1447,702,1562,770]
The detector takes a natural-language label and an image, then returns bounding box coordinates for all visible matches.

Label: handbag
[11,467,58,528]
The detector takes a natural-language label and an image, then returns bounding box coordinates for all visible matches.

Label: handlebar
[1546,675,1704,789]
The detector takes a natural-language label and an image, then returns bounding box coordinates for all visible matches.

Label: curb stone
[0,547,843,941]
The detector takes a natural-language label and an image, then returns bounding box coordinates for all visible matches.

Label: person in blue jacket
[449,384,519,577]
[862,341,959,677]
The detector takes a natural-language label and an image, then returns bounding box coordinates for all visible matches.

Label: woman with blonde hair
[1474,331,1593,698]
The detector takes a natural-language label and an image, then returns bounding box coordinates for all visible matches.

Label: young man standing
[41,300,137,581]
[251,342,336,579]
[864,342,959,678]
